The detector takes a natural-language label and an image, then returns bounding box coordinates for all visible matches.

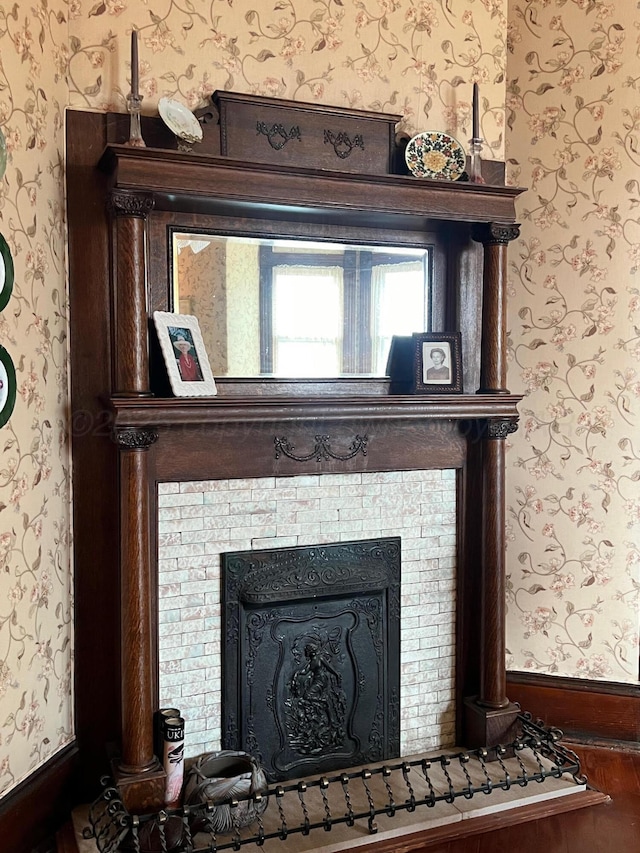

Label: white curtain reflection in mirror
[272,265,343,377]
[173,233,432,379]
[371,262,427,375]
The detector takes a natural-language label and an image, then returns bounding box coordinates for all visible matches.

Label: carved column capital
[472,222,520,246]
[113,427,158,450]
[485,419,518,440]
[107,190,155,219]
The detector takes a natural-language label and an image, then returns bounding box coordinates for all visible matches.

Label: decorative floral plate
[405,131,466,180]
[158,97,203,147]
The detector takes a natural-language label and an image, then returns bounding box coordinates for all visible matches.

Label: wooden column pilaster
[475,223,520,395]
[108,190,154,397]
[465,223,521,749]
[108,191,164,811]
[112,427,165,812]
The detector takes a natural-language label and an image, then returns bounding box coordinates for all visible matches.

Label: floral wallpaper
[0,0,73,798]
[68,0,509,152]
[0,0,637,806]
[505,0,639,682]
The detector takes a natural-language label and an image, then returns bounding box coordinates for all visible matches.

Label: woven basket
[183,750,268,834]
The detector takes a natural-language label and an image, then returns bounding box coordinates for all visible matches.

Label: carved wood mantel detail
[274,434,369,463]
[472,222,521,246]
[114,427,159,449]
[485,419,519,440]
[323,130,365,159]
[256,121,301,150]
[107,190,155,219]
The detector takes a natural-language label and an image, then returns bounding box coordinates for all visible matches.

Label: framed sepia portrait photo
[153,311,217,397]
[413,332,462,394]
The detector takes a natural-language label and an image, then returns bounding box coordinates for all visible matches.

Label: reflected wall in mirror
[172,233,433,378]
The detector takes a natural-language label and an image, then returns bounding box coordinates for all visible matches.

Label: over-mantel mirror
[172,231,441,380]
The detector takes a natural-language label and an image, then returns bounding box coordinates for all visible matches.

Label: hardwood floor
[424,744,640,853]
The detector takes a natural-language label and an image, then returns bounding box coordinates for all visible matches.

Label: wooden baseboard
[507,671,640,744]
[359,789,608,853]
[55,820,79,853]
[0,743,78,853]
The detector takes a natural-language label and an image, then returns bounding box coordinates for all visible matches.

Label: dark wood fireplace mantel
[110,393,522,427]
[67,102,525,815]
[100,141,522,224]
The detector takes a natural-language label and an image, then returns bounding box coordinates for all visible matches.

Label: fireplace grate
[84,713,586,853]
[221,537,401,781]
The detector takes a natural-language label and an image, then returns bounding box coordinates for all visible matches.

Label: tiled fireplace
[157,469,457,762]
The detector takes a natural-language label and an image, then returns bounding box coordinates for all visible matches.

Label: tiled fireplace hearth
[157,469,457,760]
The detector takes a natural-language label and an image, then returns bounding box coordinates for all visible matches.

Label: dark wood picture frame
[413,332,462,394]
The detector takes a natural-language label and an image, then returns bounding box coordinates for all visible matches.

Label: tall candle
[472,82,479,140]
[130,29,139,97]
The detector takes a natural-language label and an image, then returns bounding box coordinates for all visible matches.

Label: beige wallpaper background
[0,0,637,798]
[505,0,639,682]
[0,0,72,797]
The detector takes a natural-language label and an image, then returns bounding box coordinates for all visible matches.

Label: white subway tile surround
[158,470,457,759]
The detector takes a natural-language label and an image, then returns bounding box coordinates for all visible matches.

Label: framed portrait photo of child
[153,311,217,397]
[413,332,462,394]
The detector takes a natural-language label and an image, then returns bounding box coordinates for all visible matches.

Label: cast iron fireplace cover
[222,537,401,782]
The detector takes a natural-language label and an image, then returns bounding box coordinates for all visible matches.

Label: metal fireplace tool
[84,713,586,853]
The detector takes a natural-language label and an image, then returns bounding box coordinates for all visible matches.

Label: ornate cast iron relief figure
[285,626,348,756]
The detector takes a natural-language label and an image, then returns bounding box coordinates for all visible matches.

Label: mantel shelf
[109,393,523,428]
[100,144,525,225]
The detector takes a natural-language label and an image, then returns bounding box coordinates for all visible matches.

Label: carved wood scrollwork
[107,190,155,219]
[114,427,159,450]
[485,419,518,440]
[256,121,301,150]
[323,130,365,159]
[471,222,521,246]
[274,434,368,462]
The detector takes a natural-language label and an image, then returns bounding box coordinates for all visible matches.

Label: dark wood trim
[507,671,640,744]
[0,743,78,853]
[148,419,467,485]
[338,789,607,853]
[109,393,523,427]
[66,109,121,789]
[100,144,524,225]
[56,820,79,853]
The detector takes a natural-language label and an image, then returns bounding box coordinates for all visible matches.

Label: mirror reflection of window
[173,234,432,379]
[371,262,427,375]
[272,266,343,377]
